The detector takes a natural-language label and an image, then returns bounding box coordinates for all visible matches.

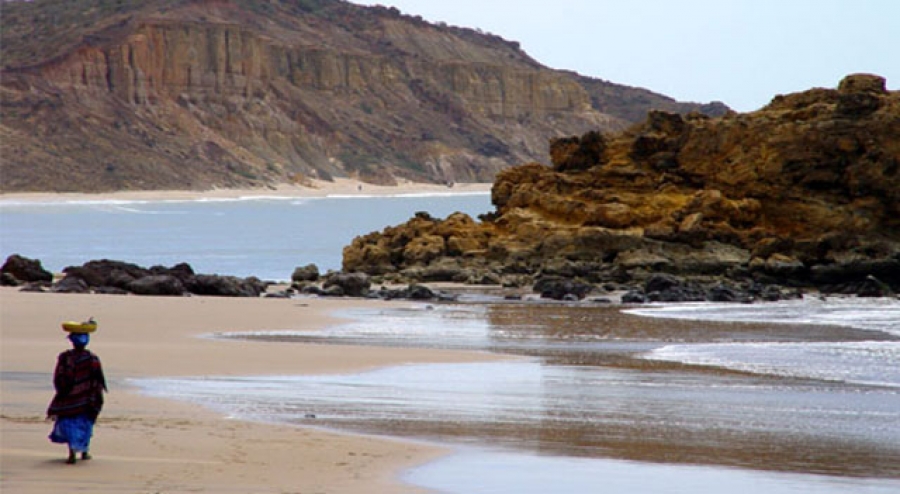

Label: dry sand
[0,288,502,493]
[0,179,492,203]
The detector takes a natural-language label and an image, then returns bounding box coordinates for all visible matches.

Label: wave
[0,196,302,208]
[0,190,489,208]
[624,296,900,336]
[629,297,900,387]
[325,191,489,199]
[644,341,900,388]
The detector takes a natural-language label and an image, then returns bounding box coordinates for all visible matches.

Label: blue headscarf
[68,333,90,348]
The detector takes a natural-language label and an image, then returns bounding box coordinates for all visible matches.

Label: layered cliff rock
[0,0,725,192]
[343,74,900,296]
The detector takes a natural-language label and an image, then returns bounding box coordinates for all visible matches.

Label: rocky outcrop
[1,254,54,285]
[9,257,272,297]
[343,75,900,298]
[0,0,724,192]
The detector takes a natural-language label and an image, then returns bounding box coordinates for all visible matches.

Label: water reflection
[166,302,900,478]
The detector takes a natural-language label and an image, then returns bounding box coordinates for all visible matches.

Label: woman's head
[68,332,90,349]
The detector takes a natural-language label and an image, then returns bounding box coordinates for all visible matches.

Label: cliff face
[0,0,724,192]
[343,75,900,294]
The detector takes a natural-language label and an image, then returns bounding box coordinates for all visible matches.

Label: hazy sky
[352,0,898,112]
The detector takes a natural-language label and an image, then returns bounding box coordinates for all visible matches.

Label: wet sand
[4,288,898,493]
[0,288,503,493]
[218,302,900,480]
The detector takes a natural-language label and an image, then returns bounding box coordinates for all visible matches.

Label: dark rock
[746,283,792,302]
[534,276,594,300]
[163,262,197,285]
[621,290,647,304]
[265,290,293,299]
[323,272,371,297]
[406,284,436,300]
[300,285,324,296]
[63,259,149,288]
[321,284,345,297]
[761,254,806,278]
[647,286,706,303]
[292,264,320,283]
[644,273,682,293]
[1,254,53,283]
[127,275,186,296]
[93,286,130,295]
[644,274,706,302]
[375,286,407,300]
[372,284,443,301]
[52,276,90,294]
[856,275,893,297]
[810,259,900,288]
[187,274,266,297]
[418,262,469,283]
[19,282,49,292]
[706,284,746,303]
[1,272,21,286]
[758,286,784,302]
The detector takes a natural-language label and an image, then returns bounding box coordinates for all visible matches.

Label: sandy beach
[0,288,502,493]
[0,179,492,203]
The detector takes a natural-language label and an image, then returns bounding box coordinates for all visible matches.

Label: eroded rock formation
[0,0,725,192]
[343,74,900,298]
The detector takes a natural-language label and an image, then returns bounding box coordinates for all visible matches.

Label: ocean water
[629,298,900,389]
[0,192,491,280]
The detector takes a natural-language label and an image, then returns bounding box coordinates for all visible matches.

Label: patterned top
[47,349,107,419]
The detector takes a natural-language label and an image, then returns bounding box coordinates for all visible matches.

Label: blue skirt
[49,414,94,453]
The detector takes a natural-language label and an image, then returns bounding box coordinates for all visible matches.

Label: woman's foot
[66,450,76,464]
[81,452,91,461]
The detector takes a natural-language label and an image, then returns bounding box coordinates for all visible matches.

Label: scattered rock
[533,276,595,300]
[406,284,436,300]
[19,282,49,292]
[1,254,53,283]
[322,272,371,298]
[187,274,267,297]
[292,264,320,283]
[127,275,186,296]
[51,276,90,294]
[621,290,647,304]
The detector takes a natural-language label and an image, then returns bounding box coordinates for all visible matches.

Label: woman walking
[47,327,107,464]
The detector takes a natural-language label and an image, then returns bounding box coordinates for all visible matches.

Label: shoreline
[0,179,493,204]
[0,288,505,493]
[4,289,898,492]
